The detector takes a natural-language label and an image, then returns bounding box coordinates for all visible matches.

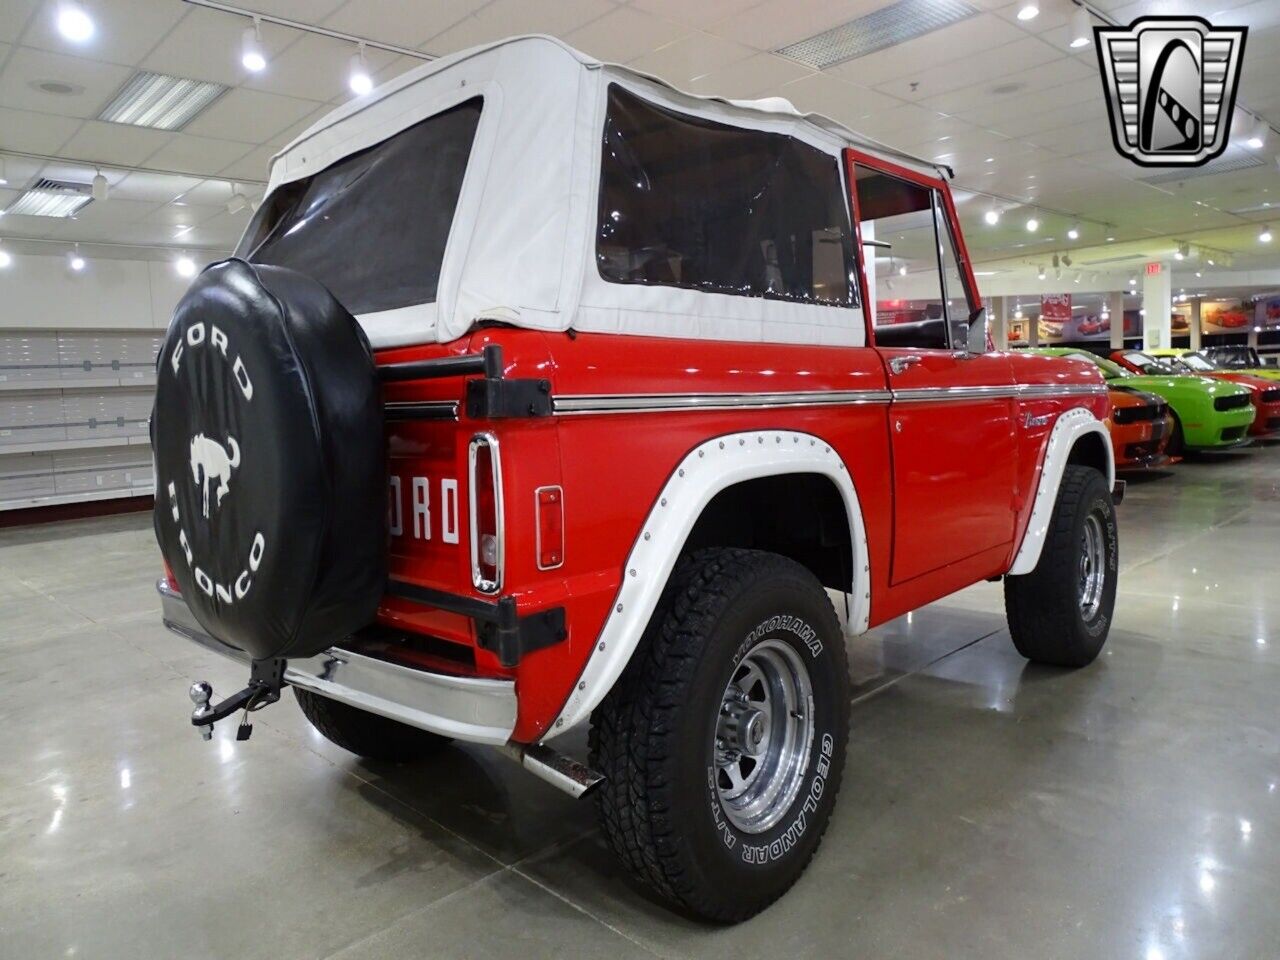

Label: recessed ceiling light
[31,79,84,96]
[1067,223,1080,240]
[56,1,94,43]
[5,178,93,217]
[1026,216,1039,232]
[984,207,1000,225]
[984,157,994,163]
[774,0,979,68]
[175,256,197,278]
[1262,225,1274,243]
[1016,4,1039,22]
[0,245,10,269]
[99,71,228,130]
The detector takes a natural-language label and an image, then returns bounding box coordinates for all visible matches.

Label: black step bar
[377,344,551,419]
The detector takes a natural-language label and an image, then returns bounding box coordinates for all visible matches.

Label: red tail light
[468,433,503,593]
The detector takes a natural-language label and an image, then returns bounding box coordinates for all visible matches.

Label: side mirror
[951,308,988,354]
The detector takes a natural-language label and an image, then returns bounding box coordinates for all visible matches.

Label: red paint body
[365,156,1108,743]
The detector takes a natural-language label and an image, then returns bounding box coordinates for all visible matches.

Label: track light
[0,158,7,186]
[1026,216,1039,232]
[1101,307,1110,320]
[1015,306,1024,319]
[1052,253,1060,269]
[1054,267,1062,281]
[175,256,196,278]
[91,168,108,202]
[1074,271,1082,284]
[348,42,373,96]
[242,17,267,73]
[1128,275,1137,286]
[68,245,85,272]
[1037,265,1046,280]
[1262,225,1274,243]
[1247,117,1269,150]
[1017,4,1039,21]
[56,0,95,43]
[984,207,1000,225]
[898,263,907,277]
[1067,222,1080,240]
[1062,254,1072,267]
[1068,5,1091,48]
[0,242,10,269]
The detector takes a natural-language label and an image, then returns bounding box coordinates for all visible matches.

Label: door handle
[888,355,923,375]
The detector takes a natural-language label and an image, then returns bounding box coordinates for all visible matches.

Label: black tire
[1166,411,1185,457]
[1005,464,1117,667]
[589,548,850,923]
[293,688,452,763]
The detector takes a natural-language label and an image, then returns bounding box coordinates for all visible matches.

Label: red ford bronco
[153,36,1120,922]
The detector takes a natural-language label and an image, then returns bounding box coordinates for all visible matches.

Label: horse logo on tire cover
[190,432,240,518]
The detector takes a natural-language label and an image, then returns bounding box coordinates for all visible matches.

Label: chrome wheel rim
[713,639,815,834]
[1079,513,1107,620]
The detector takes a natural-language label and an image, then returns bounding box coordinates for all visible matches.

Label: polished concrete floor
[3,447,1279,959]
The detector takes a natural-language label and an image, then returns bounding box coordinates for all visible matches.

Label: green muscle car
[1023,348,1255,452]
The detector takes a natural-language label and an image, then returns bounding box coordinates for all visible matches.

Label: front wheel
[1005,464,1118,667]
[589,548,850,922]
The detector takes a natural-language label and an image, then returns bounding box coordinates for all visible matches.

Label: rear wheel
[1005,465,1117,667]
[589,548,850,922]
[294,688,452,763]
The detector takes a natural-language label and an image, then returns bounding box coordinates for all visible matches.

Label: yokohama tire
[293,688,452,763]
[1005,464,1117,667]
[589,548,850,922]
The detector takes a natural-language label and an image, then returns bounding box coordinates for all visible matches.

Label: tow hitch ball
[189,658,286,742]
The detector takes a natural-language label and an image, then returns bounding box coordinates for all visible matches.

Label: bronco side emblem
[1094,16,1246,168]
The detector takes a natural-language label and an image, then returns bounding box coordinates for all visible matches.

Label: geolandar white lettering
[169,321,253,402]
[389,474,460,544]
[736,733,835,864]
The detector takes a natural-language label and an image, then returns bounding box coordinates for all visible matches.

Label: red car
[1113,350,1280,437]
[152,38,1121,922]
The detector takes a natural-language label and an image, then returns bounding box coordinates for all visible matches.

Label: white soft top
[264,35,946,350]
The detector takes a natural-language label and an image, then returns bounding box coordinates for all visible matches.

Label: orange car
[1108,386,1178,470]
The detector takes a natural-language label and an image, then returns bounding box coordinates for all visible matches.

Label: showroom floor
[3,449,1278,959]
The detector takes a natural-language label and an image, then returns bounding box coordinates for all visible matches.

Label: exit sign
[1146,262,1162,275]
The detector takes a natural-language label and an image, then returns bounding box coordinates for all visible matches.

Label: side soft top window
[596,84,857,308]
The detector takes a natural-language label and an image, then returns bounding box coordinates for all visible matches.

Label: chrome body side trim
[157,581,517,745]
[553,390,893,415]
[552,383,1105,415]
[384,400,459,421]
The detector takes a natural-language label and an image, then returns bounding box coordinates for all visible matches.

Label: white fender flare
[1007,407,1114,576]
[544,429,870,739]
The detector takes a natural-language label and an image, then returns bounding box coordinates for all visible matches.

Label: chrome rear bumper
[157,580,517,745]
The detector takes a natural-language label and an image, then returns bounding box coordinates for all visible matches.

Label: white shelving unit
[0,328,161,511]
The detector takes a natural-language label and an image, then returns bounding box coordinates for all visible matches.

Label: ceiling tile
[0,0,38,44]
[709,0,885,52]
[0,104,81,153]
[687,53,812,101]
[111,170,201,202]
[59,119,173,166]
[217,145,278,183]
[71,196,164,227]
[773,74,905,128]
[875,36,1066,102]
[563,6,687,64]
[325,0,485,50]
[920,56,1095,116]
[424,0,616,57]
[629,32,756,88]
[0,45,132,119]
[183,87,321,145]
[144,133,254,177]
[630,0,761,30]
[20,0,187,67]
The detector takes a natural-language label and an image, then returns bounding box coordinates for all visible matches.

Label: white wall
[0,251,214,330]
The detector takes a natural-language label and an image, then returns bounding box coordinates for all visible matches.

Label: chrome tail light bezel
[468,432,504,594]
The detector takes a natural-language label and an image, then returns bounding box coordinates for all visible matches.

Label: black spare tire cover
[153,259,385,661]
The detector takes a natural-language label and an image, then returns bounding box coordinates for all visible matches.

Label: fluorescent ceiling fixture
[98,71,227,130]
[5,179,92,218]
[775,0,979,68]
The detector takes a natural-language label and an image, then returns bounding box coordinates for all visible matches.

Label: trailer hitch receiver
[190,658,286,741]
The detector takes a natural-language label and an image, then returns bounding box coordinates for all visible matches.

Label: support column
[1248,326,1260,349]
[1189,300,1202,351]
[991,296,1008,350]
[1027,303,1039,348]
[1109,291,1125,350]
[1142,264,1172,351]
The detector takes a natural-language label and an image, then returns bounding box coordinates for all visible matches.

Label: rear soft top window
[236,97,482,316]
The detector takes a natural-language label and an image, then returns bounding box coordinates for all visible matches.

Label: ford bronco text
[153,37,1120,922]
